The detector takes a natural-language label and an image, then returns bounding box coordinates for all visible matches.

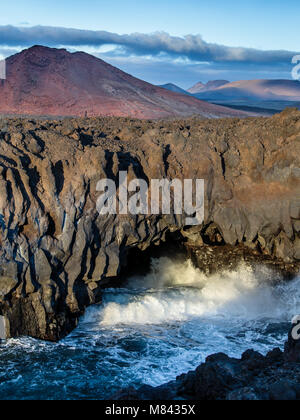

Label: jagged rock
[0,111,299,340]
[0,276,18,297]
[227,387,260,401]
[268,381,297,401]
[113,330,300,401]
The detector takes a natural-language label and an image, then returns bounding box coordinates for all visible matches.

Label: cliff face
[0,110,299,341]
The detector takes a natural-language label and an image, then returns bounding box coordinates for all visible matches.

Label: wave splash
[1,257,299,399]
[98,258,300,326]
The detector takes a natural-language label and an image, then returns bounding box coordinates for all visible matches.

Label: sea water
[0,257,299,400]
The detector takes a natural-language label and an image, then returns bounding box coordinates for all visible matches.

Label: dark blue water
[0,258,299,400]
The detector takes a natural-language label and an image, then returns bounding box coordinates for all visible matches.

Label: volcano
[0,46,248,119]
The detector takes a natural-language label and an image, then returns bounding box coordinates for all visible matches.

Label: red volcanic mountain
[0,46,248,119]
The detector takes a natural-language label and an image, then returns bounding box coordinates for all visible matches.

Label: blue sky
[0,0,299,87]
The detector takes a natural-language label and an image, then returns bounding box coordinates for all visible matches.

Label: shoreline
[112,324,300,401]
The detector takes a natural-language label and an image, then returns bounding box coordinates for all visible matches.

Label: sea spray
[98,258,298,326]
[0,258,299,399]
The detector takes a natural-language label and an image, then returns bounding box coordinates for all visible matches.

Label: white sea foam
[98,258,300,326]
[1,258,299,398]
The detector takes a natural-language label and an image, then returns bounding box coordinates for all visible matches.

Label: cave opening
[118,229,189,284]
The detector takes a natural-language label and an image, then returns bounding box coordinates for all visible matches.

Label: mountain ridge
[188,80,229,94]
[158,83,192,96]
[192,79,300,101]
[0,46,247,119]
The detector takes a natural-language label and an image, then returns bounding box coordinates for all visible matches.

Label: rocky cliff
[0,109,299,340]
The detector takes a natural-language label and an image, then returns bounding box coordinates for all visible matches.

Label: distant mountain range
[3,46,298,119]
[158,83,194,96]
[188,80,229,94]
[159,79,300,115]
[160,79,300,102]
[0,46,247,119]
[191,79,300,102]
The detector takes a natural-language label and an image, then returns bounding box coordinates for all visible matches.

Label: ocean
[0,257,299,400]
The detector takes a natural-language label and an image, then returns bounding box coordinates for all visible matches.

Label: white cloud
[0,25,298,65]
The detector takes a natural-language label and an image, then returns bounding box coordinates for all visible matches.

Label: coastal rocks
[113,332,300,401]
[187,243,300,276]
[0,110,299,340]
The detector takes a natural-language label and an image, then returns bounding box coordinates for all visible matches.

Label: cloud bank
[0,25,297,86]
[0,25,298,65]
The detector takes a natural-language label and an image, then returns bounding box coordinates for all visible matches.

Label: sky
[0,0,299,87]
